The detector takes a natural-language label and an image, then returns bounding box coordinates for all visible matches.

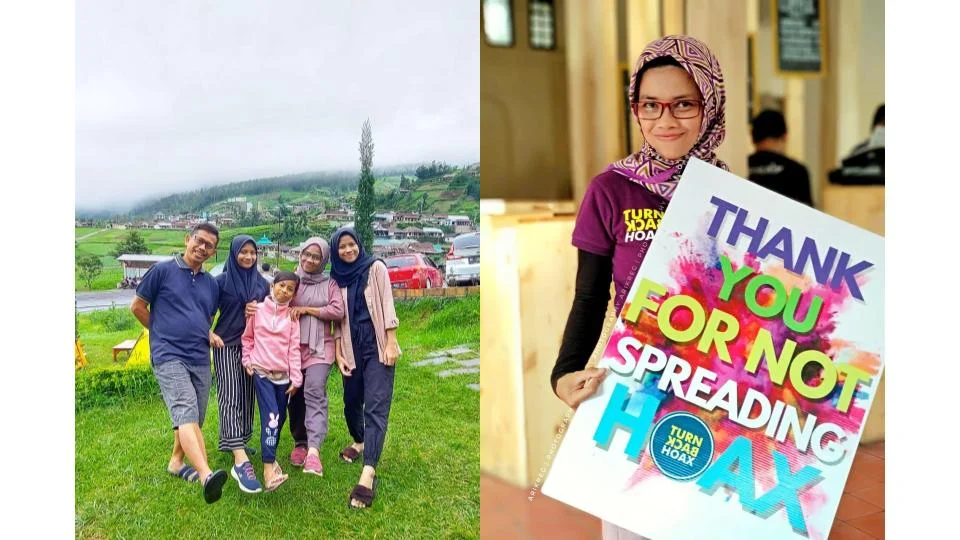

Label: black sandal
[340,444,362,463]
[203,470,228,504]
[348,477,378,509]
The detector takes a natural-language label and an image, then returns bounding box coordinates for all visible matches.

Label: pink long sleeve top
[241,295,303,388]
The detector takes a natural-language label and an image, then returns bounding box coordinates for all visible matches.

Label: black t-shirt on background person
[747,150,814,207]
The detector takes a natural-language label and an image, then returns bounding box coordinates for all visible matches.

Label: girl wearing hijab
[210,235,271,494]
[329,227,400,509]
[549,35,727,539]
[286,237,345,477]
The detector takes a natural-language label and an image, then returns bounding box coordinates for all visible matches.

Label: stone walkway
[411,345,479,392]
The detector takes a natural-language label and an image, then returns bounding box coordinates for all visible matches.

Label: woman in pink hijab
[286,237,344,477]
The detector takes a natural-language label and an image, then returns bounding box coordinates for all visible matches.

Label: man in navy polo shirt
[131,223,228,503]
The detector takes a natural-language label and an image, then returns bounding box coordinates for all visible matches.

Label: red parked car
[385,253,444,289]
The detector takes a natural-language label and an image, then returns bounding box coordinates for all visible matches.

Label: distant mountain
[127,171,359,218]
[87,161,479,221]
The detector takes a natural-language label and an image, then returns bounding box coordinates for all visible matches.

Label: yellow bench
[112,339,138,362]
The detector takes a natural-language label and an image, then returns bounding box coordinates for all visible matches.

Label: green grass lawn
[374,176,402,194]
[76,296,479,538]
[76,305,144,369]
[77,296,479,371]
[75,227,102,239]
[75,267,125,293]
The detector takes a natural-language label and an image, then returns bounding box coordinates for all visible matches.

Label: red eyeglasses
[634,99,702,120]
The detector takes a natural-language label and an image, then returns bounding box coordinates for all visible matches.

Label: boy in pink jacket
[242,271,303,491]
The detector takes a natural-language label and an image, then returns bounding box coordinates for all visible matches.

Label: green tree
[110,231,149,257]
[274,195,289,243]
[311,220,337,241]
[465,176,480,199]
[355,119,376,250]
[284,211,311,244]
[77,254,103,290]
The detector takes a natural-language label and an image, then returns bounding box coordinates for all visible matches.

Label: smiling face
[183,230,219,267]
[236,242,257,269]
[338,234,360,264]
[300,245,324,273]
[635,65,704,160]
[272,279,297,304]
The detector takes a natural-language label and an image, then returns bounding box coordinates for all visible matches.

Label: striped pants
[213,345,255,451]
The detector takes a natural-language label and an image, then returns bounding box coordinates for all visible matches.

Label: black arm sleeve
[550,249,613,394]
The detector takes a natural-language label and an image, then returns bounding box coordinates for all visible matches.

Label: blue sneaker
[231,462,263,494]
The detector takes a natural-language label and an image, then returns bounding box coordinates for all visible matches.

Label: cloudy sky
[76,0,478,212]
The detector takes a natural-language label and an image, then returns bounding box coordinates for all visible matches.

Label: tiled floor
[481,441,884,539]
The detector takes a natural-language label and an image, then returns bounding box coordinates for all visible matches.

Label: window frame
[482,0,516,48]
[527,0,557,51]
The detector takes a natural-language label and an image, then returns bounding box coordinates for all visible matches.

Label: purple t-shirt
[572,170,669,315]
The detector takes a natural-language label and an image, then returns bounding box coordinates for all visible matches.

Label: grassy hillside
[75,226,284,291]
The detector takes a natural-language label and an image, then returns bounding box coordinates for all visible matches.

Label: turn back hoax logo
[623,208,662,242]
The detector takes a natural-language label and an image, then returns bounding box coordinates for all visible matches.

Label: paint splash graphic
[604,215,881,539]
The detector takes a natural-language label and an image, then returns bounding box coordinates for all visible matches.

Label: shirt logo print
[622,208,662,243]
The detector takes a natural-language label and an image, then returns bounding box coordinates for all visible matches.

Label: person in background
[849,104,884,156]
[261,262,275,284]
[747,109,814,206]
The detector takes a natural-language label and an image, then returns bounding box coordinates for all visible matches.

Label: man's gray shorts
[151,358,212,428]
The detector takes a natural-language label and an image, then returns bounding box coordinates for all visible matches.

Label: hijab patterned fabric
[608,35,728,199]
[294,237,332,357]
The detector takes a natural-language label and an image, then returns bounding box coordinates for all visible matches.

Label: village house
[422,227,444,240]
[395,227,423,240]
[291,202,322,213]
[117,254,174,280]
[422,213,447,225]
[321,209,354,221]
[372,238,418,257]
[373,223,395,238]
[394,212,420,224]
[410,242,443,255]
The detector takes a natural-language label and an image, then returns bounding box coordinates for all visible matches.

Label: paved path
[76,289,135,312]
[411,345,480,392]
[76,228,109,241]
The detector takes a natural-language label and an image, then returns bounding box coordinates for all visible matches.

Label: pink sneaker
[303,454,324,477]
[290,446,308,467]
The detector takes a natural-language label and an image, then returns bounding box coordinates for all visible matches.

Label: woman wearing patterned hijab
[285,237,344,477]
[550,34,728,540]
[551,34,727,410]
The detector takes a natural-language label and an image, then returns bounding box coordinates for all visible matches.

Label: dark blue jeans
[253,374,289,464]
[343,319,396,468]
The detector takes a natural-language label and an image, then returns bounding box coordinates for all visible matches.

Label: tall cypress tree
[355,119,376,250]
